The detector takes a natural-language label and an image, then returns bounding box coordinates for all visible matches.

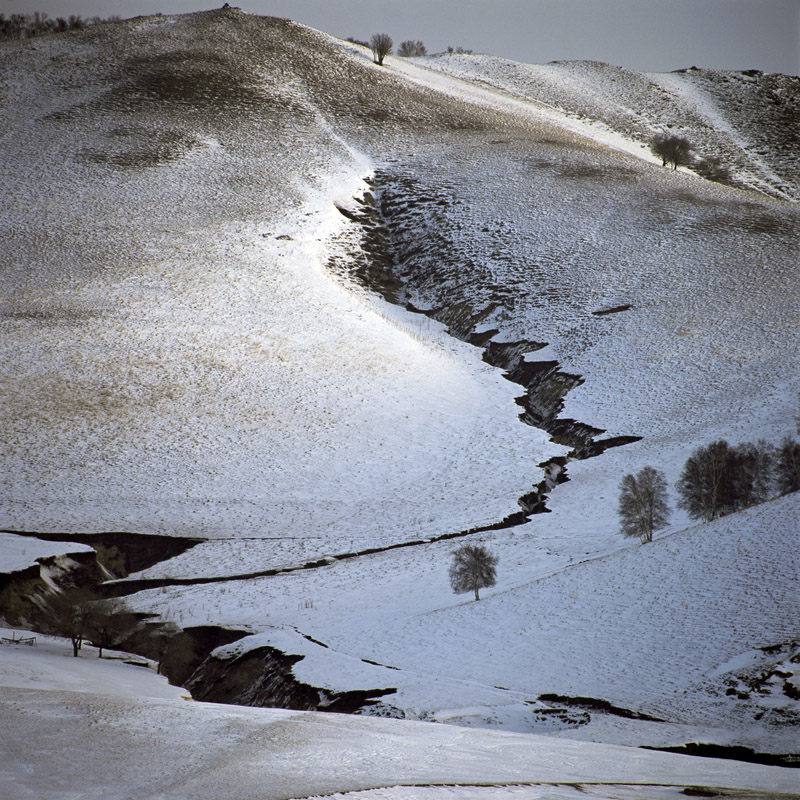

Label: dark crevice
[0,534,392,715]
[640,743,800,769]
[329,171,642,525]
[592,304,632,316]
[536,692,667,722]
[185,643,396,712]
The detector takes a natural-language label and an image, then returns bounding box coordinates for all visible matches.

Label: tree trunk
[474,586,480,601]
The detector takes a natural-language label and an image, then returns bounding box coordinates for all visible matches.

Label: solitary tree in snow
[618,466,670,543]
[370,33,393,65]
[650,134,693,170]
[449,544,497,601]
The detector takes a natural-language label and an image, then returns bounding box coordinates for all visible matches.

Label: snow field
[128,491,799,751]
[0,627,185,700]
[1,17,560,543]
[0,533,93,574]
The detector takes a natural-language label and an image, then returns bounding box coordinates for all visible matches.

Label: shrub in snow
[693,154,732,184]
[650,134,693,170]
[370,33,393,66]
[617,466,670,543]
[398,40,427,57]
[449,544,497,601]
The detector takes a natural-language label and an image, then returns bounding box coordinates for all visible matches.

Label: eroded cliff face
[186,644,396,712]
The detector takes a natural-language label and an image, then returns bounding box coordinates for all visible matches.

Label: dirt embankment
[0,529,396,714]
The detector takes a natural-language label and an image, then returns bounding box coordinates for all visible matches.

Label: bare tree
[776,436,800,495]
[618,466,670,543]
[449,544,497,601]
[398,40,427,57]
[38,590,94,657]
[676,440,734,521]
[731,440,774,508]
[676,439,776,522]
[85,598,137,658]
[650,134,693,170]
[370,33,393,66]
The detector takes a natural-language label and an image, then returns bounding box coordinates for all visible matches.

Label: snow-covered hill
[1,7,798,792]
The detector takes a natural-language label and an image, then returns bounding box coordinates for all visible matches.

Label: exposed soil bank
[641,742,800,769]
[537,692,666,722]
[0,548,107,628]
[186,644,396,712]
[0,531,398,715]
[1,529,203,578]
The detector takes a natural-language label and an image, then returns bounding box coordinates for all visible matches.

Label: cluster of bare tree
[650,134,732,184]
[0,11,120,40]
[355,34,470,64]
[398,40,427,57]
[619,436,800,543]
[34,589,137,658]
[676,438,799,521]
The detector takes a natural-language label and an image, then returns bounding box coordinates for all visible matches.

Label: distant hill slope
[0,9,566,540]
[418,55,800,200]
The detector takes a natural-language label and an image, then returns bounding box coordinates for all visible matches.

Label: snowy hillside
[418,54,800,200]
[1,7,799,793]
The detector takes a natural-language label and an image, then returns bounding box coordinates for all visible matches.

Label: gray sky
[3,0,799,75]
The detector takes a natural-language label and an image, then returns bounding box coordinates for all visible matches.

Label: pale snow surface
[0,532,92,574]
[0,13,560,543]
